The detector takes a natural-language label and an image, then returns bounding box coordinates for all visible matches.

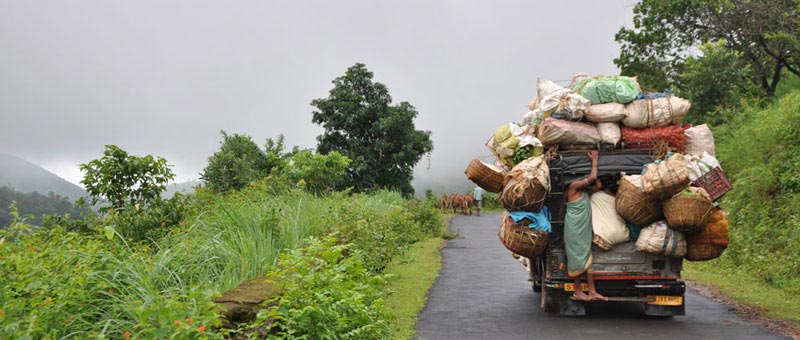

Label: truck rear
[532,148,686,316]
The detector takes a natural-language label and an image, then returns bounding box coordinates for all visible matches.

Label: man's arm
[566,151,599,202]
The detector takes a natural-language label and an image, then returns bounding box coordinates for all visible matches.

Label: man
[565,150,608,301]
[473,186,484,216]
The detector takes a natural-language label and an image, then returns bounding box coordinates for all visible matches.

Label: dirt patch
[688,280,800,340]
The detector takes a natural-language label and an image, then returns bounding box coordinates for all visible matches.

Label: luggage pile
[465,73,733,262]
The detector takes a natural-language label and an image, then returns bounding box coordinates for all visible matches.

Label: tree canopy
[311,63,433,196]
[79,144,174,211]
[201,131,289,193]
[615,0,800,98]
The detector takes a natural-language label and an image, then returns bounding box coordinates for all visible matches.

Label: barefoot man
[565,150,608,301]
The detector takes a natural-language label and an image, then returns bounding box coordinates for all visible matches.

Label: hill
[163,180,201,198]
[0,153,87,200]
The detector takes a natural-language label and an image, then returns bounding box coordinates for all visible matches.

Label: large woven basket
[465,159,504,193]
[663,193,713,234]
[498,214,549,258]
[686,208,729,261]
[499,178,548,212]
[615,177,662,227]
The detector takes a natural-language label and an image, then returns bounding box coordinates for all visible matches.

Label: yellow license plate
[563,283,589,292]
[647,295,683,306]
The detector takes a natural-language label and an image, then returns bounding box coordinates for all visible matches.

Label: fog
[0,1,634,195]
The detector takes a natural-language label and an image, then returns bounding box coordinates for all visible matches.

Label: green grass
[384,236,444,340]
[683,263,800,325]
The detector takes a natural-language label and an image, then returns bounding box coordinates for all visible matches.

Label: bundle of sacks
[466,73,732,261]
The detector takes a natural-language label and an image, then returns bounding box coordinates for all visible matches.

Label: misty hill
[0,185,85,228]
[163,180,201,198]
[0,153,87,200]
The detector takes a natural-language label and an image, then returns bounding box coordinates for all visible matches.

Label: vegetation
[80,144,174,211]
[614,0,800,125]
[707,91,800,294]
[312,63,433,196]
[385,237,444,340]
[0,168,443,339]
[201,132,287,193]
[0,186,85,227]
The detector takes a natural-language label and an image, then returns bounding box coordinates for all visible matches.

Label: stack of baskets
[615,176,662,226]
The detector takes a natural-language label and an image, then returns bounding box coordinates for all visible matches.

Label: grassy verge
[683,263,800,325]
[384,236,445,340]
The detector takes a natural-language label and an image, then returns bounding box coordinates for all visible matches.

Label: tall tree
[311,63,433,196]
[615,0,800,97]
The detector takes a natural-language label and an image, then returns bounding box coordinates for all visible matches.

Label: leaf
[103,225,115,241]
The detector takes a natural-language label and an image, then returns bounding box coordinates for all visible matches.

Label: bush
[256,238,390,339]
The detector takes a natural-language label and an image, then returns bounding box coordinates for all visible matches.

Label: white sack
[597,122,621,144]
[585,103,627,123]
[622,96,691,128]
[591,191,630,250]
[684,124,716,157]
[635,221,687,257]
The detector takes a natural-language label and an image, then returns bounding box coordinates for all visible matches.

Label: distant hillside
[163,180,201,198]
[0,185,85,228]
[0,153,87,200]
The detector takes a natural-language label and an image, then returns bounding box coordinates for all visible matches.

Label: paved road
[415,212,789,340]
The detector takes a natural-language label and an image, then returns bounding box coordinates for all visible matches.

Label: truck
[529,147,686,316]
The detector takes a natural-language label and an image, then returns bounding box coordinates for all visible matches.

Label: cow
[439,194,451,212]
[449,193,461,214]
[462,194,474,215]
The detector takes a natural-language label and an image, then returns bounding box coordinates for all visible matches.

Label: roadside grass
[683,263,800,325]
[384,236,445,340]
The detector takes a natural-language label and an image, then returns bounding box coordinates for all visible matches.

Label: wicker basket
[686,208,729,261]
[499,178,548,212]
[465,159,504,193]
[498,214,549,258]
[615,177,662,227]
[663,193,713,233]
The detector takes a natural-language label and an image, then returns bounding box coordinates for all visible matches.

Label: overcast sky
[0,0,635,193]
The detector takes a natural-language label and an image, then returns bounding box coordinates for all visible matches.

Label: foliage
[711,91,800,293]
[283,150,351,193]
[680,40,757,124]
[80,144,175,211]
[311,63,433,196]
[201,131,276,193]
[615,0,800,98]
[258,238,391,340]
[0,185,86,228]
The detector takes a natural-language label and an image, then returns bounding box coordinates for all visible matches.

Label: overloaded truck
[530,147,684,316]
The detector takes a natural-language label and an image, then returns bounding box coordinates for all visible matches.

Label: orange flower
[108,289,113,294]
[197,325,206,333]
[184,318,192,325]
[124,331,131,339]
[174,320,181,325]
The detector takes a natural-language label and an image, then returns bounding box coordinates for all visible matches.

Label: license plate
[563,283,589,292]
[647,295,683,306]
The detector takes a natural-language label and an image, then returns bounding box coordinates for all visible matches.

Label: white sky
[0,0,636,193]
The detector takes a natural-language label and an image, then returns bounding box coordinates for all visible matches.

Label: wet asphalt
[414,212,789,340]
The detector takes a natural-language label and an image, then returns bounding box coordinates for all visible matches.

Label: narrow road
[415,212,789,340]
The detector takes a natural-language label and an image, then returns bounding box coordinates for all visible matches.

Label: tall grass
[698,90,800,293]
[0,181,429,338]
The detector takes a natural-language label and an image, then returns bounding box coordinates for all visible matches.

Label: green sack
[494,123,513,143]
[572,76,639,105]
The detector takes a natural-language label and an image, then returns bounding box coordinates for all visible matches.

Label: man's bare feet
[571,291,591,301]
[588,291,608,301]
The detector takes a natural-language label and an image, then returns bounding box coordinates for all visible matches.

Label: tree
[311,63,433,196]
[201,131,282,193]
[680,40,756,124]
[615,0,800,97]
[79,144,174,211]
[284,150,351,193]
